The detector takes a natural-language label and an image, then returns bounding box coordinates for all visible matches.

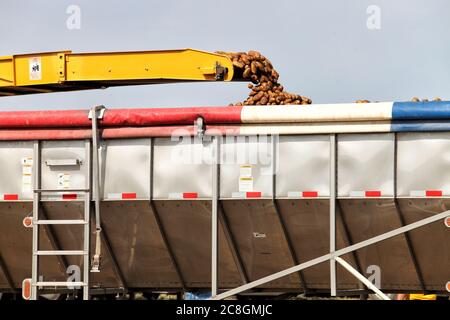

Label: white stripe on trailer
[232,192,245,199]
[349,191,365,197]
[107,193,122,200]
[240,102,393,123]
[236,121,392,136]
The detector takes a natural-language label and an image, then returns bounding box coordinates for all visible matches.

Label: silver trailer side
[0,132,449,296]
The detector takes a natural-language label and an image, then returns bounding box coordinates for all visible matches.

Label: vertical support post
[211,135,220,297]
[330,134,337,296]
[90,105,104,273]
[31,140,40,300]
[83,139,91,300]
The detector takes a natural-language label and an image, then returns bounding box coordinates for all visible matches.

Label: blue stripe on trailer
[392,101,450,120]
[391,120,450,132]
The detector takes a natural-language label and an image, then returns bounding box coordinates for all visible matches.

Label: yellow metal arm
[0,49,234,96]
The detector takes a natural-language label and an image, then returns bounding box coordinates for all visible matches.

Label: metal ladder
[30,140,91,300]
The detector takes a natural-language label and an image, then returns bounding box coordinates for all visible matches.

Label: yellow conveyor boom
[0,49,234,96]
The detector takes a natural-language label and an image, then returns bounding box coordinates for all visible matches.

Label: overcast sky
[0,0,449,110]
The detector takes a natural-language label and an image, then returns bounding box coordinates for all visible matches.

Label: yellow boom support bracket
[0,49,234,96]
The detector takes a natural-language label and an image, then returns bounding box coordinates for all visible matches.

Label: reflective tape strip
[365,191,381,197]
[168,192,198,199]
[44,193,79,200]
[1,194,19,200]
[246,192,261,198]
[410,190,443,197]
[349,191,382,197]
[183,192,198,199]
[287,191,319,198]
[232,192,262,199]
[426,190,442,197]
[62,194,77,200]
[122,192,137,199]
[107,193,137,200]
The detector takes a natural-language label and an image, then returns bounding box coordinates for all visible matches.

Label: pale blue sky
[0,0,449,110]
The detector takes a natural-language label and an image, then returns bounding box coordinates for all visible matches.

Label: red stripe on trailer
[246,192,261,198]
[0,125,239,141]
[102,126,196,138]
[3,194,18,200]
[365,191,381,197]
[0,129,92,141]
[425,190,442,197]
[302,191,318,197]
[183,192,198,199]
[0,106,244,129]
[62,194,77,200]
[122,193,137,199]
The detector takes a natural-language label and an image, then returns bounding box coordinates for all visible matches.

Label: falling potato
[218,50,312,106]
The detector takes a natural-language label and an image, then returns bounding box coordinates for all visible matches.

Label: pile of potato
[356,97,442,103]
[410,97,441,102]
[217,51,312,106]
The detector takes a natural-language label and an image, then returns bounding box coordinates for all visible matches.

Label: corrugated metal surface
[0,131,449,294]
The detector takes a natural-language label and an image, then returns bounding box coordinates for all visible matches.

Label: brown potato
[243,67,252,79]
[250,74,259,84]
[232,60,245,69]
[253,91,264,101]
[250,62,258,74]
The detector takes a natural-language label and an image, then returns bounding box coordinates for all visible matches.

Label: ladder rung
[34,189,90,193]
[35,219,87,225]
[34,281,87,287]
[35,250,86,256]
